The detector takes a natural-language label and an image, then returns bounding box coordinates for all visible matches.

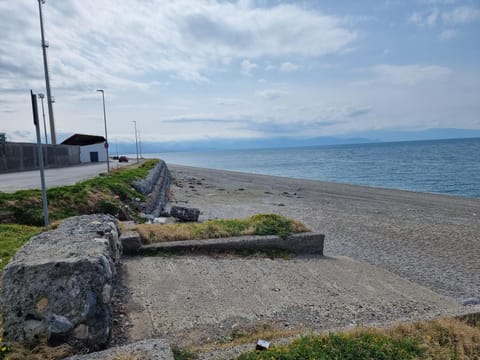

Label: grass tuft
[136,213,310,244]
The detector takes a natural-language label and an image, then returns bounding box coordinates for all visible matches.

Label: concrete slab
[123,255,464,349]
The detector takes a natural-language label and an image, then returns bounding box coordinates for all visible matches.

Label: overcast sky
[1,0,479,144]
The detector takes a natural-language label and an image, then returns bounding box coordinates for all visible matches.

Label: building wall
[79,143,107,163]
[0,142,80,173]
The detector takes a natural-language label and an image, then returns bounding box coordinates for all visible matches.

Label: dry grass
[389,316,480,359]
[191,323,301,354]
[136,214,311,244]
[2,342,73,360]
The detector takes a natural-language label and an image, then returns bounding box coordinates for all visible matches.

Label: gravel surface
[167,164,480,302]
[119,164,479,358]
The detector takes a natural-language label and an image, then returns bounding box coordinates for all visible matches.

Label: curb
[140,232,324,255]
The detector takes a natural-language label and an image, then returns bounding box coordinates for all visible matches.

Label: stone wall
[132,159,171,217]
[1,214,121,350]
[0,142,81,173]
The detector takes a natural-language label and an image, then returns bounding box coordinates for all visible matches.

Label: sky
[1,0,479,146]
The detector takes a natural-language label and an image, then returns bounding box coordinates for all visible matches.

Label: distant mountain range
[103,127,480,154]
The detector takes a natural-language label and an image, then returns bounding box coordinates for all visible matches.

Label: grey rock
[170,205,200,222]
[1,214,121,350]
[120,231,142,253]
[66,339,174,360]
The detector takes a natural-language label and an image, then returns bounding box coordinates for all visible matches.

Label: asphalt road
[0,161,131,192]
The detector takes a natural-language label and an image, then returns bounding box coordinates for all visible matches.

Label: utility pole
[96,89,110,173]
[38,0,57,145]
[138,129,142,158]
[132,120,139,163]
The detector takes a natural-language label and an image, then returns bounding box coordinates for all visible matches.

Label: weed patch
[136,214,310,244]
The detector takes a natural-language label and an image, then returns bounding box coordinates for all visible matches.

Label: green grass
[0,224,42,360]
[0,160,158,226]
[136,213,311,243]
[237,333,422,360]
[0,224,41,273]
[236,317,480,360]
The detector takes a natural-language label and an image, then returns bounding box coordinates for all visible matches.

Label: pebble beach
[168,164,480,303]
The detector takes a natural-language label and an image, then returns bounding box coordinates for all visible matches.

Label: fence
[0,142,80,173]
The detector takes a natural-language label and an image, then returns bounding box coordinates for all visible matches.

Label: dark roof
[61,134,105,146]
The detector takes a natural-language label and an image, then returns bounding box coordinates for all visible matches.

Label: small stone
[73,324,89,340]
[36,297,48,314]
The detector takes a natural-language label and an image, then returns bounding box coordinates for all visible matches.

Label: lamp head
[38,93,45,99]
[96,89,104,93]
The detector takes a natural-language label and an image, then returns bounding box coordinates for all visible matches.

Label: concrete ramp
[123,254,464,349]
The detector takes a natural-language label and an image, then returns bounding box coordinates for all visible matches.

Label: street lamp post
[37,0,57,145]
[132,120,139,163]
[38,93,48,144]
[96,89,110,173]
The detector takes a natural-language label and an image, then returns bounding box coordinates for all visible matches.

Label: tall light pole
[37,0,56,145]
[138,129,142,158]
[132,120,139,163]
[96,89,110,173]
[38,93,48,144]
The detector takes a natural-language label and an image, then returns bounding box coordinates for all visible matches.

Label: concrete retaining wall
[132,160,171,217]
[0,142,80,173]
[1,214,121,350]
[142,232,325,255]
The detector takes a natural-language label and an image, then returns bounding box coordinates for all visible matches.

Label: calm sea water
[147,138,480,198]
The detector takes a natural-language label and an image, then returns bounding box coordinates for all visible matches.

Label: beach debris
[170,205,200,222]
[462,297,480,306]
[153,217,176,224]
[256,339,270,351]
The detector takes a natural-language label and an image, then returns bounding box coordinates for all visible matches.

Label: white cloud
[439,29,458,40]
[409,5,480,28]
[279,62,299,72]
[409,8,440,27]
[443,6,480,24]
[241,59,257,76]
[0,0,357,95]
[255,89,287,101]
[370,64,452,85]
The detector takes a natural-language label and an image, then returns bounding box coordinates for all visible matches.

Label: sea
[145,137,480,199]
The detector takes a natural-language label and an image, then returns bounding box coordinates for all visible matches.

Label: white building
[61,134,107,163]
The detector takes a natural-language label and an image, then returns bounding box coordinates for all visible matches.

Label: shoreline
[168,163,480,302]
[163,162,480,201]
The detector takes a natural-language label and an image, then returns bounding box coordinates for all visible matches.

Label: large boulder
[1,214,121,350]
[170,205,200,222]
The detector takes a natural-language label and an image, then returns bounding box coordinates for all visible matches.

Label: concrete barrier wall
[1,214,122,350]
[0,142,80,173]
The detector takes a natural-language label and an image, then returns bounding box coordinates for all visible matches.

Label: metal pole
[138,130,142,158]
[132,120,139,163]
[38,0,56,145]
[39,94,48,144]
[96,89,110,173]
[31,90,49,228]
